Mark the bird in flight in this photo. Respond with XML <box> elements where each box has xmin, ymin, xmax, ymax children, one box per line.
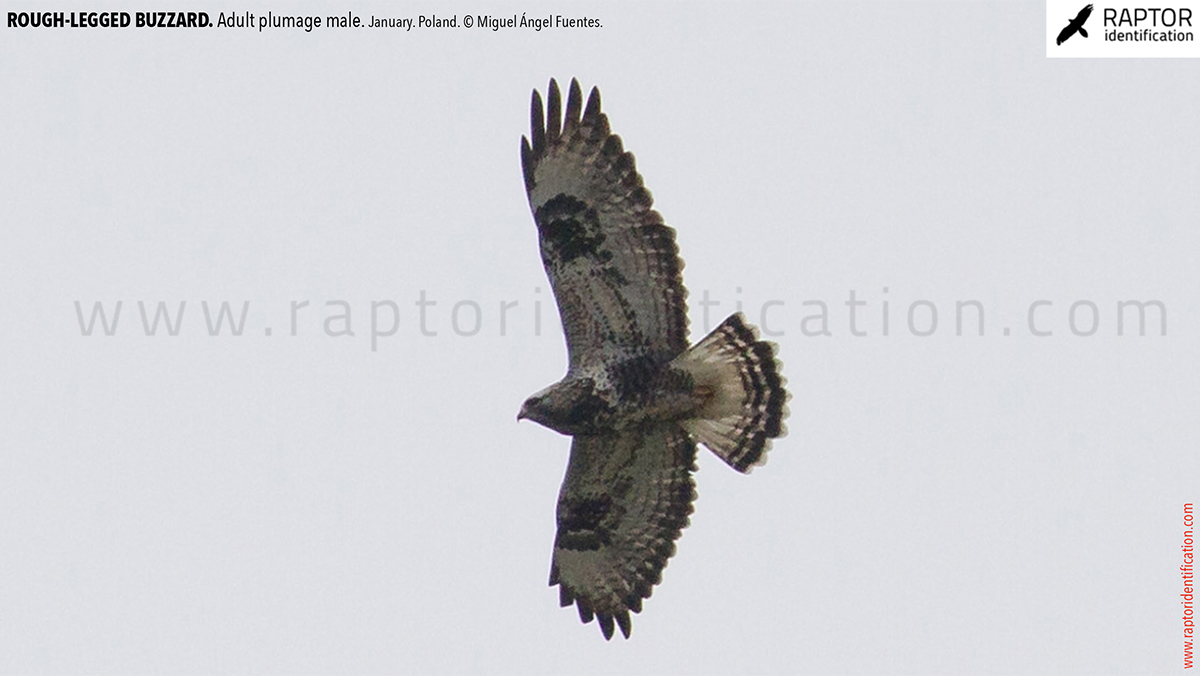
<box><xmin>1057</xmin><ymin>4</ymin><xmax>1093</xmax><ymax>45</ymax></box>
<box><xmin>517</xmin><ymin>78</ymin><xmax>791</xmax><ymax>640</ymax></box>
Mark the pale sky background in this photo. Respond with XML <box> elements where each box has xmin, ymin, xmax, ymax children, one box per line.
<box><xmin>1</xmin><ymin>2</ymin><xmax>1198</xmax><ymax>674</ymax></box>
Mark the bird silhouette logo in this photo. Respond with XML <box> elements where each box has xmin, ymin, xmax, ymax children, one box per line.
<box><xmin>1057</xmin><ymin>4</ymin><xmax>1094</xmax><ymax>45</ymax></box>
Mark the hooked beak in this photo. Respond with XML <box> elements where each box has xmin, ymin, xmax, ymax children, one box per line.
<box><xmin>517</xmin><ymin>402</ymin><xmax>530</xmax><ymax>422</ymax></box>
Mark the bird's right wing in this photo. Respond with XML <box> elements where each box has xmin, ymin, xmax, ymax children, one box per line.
<box><xmin>549</xmin><ymin>423</ymin><xmax>697</xmax><ymax>639</ymax></box>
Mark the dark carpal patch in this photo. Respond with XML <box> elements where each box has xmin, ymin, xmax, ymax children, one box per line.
<box><xmin>557</xmin><ymin>495</ymin><xmax>613</xmax><ymax>551</ymax></box>
<box><xmin>536</xmin><ymin>194</ymin><xmax>612</xmax><ymax>265</ymax></box>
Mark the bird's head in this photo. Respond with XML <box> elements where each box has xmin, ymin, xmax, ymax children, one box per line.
<box><xmin>517</xmin><ymin>397</ymin><xmax>536</xmax><ymax>422</ymax></box>
<box><xmin>518</xmin><ymin>378</ymin><xmax>600</xmax><ymax>435</ymax></box>
<box><xmin>517</xmin><ymin>388</ymin><xmax>554</xmax><ymax>428</ymax></box>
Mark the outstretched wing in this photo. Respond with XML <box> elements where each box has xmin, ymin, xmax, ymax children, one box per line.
<box><xmin>550</xmin><ymin>423</ymin><xmax>697</xmax><ymax>639</ymax></box>
<box><xmin>521</xmin><ymin>78</ymin><xmax>689</xmax><ymax>371</ymax></box>
<box><xmin>1056</xmin><ymin>23</ymin><xmax>1076</xmax><ymax>44</ymax></box>
<box><xmin>1057</xmin><ymin>4</ymin><xmax>1093</xmax><ymax>44</ymax></box>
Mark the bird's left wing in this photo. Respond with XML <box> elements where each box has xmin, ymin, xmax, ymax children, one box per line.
<box><xmin>550</xmin><ymin>423</ymin><xmax>697</xmax><ymax>639</ymax></box>
<box><xmin>521</xmin><ymin>79</ymin><xmax>689</xmax><ymax>371</ymax></box>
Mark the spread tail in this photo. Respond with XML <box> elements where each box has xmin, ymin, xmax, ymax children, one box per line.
<box><xmin>672</xmin><ymin>313</ymin><xmax>790</xmax><ymax>472</ymax></box>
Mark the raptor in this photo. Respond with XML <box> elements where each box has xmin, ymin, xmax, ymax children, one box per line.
<box><xmin>517</xmin><ymin>79</ymin><xmax>791</xmax><ymax>640</ymax></box>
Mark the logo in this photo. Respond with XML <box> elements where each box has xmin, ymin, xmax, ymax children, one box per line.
<box><xmin>1057</xmin><ymin>3</ymin><xmax>1095</xmax><ymax>44</ymax></box>
<box><xmin>1047</xmin><ymin>0</ymin><xmax>1200</xmax><ymax>57</ymax></box>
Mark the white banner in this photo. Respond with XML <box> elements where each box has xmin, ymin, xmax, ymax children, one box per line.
<box><xmin>1047</xmin><ymin>0</ymin><xmax>1200</xmax><ymax>57</ymax></box>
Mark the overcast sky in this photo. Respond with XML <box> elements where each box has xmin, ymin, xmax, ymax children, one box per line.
<box><xmin>1</xmin><ymin>2</ymin><xmax>1198</xmax><ymax>674</ymax></box>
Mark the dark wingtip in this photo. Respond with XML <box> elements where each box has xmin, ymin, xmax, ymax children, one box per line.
<box><xmin>576</xmin><ymin>599</ymin><xmax>594</xmax><ymax>624</ymax></box>
<box><xmin>530</xmin><ymin>89</ymin><xmax>545</xmax><ymax>154</ymax></box>
<box><xmin>602</xmin><ymin>134</ymin><xmax>624</xmax><ymax>157</ymax></box>
<box><xmin>616</xmin><ymin>611</ymin><xmax>632</xmax><ymax>639</ymax></box>
<box><xmin>598</xmin><ymin>613</ymin><xmax>615</xmax><ymax>640</ymax></box>
<box><xmin>547</xmin><ymin>79</ymin><xmax>562</xmax><ymax>141</ymax></box>
<box><xmin>564</xmin><ymin>79</ymin><xmax>584</xmax><ymax>130</ymax></box>
<box><xmin>520</xmin><ymin>136</ymin><xmax>535</xmax><ymax>192</ymax></box>
<box><xmin>583</xmin><ymin>86</ymin><xmax>602</xmax><ymax>122</ymax></box>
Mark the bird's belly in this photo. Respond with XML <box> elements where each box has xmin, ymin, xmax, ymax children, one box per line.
<box><xmin>606</xmin><ymin>369</ymin><xmax>702</xmax><ymax>429</ymax></box>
